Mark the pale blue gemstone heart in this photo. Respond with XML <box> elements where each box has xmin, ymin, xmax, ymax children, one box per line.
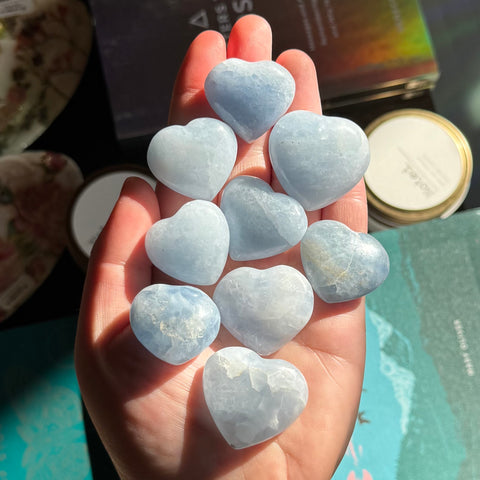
<box><xmin>130</xmin><ymin>284</ymin><xmax>220</xmax><ymax>365</ymax></box>
<box><xmin>203</xmin><ymin>347</ymin><xmax>308</xmax><ymax>449</ymax></box>
<box><xmin>301</xmin><ymin>220</ymin><xmax>390</xmax><ymax>303</ymax></box>
<box><xmin>220</xmin><ymin>176</ymin><xmax>308</xmax><ymax>261</ymax></box>
<box><xmin>205</xmin><ymin>59</ymin><xmax>295</xmax><ymax>143</ymax></box>
<box><xmin>145</xmin><ymin>200</ymin><xmax>229</xmax><ymax>285</ymax></box>
<box><xmin>147</xmin><ymin>117</ymin><xmax>237</xmax><ymax>200</ymax></box>
<box><xmin>213</xmin><ymin>266</ymin><xmax>314</xmax><ymax>355</ymax></box>
<box><xmin>269</xmin><ymin>111</ymin><xmax>370</xmax><ymax>210</ymax></box>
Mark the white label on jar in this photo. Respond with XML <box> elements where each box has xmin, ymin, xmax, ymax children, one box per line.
<box><xmin>365</xmin><ymin>115</ymin><xmax>462</xmax><ymax>211</ymax></box>
<box><xmin>0</xmin><ymin>0</ymin><xmax>33</xmax><ymax>19</ymax></box>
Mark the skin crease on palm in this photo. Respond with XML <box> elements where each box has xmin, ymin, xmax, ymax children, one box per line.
<box><xmin>75</xmin><ymin>14</ymin><xmax>368</xmax><ymax>480</ymax></box>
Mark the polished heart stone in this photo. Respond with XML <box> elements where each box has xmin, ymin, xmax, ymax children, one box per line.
<box><xmin>213</xmin><ymin>266</ymin><xmax>314</xmax><ymax>355</ymax></box>
<box><xmin>145</xmin><ymin>200</ymin><xmax>229</xmax><ymax>285</ymax></box>
<box><xmin>220</xmin><ymin>176</ymin><xmax>308</xmax><ymax>261</ymax></box>
<box><xmin>269</xmin><ymin>111</ymin><xmax>370</xmax><ymax>210</ymax></box>
<box><xmin>147</xmin><ymin>117</ymin><xmax>237</xmax><ymax>200</ymax></box>
<box><xmin>204</xmin><ymin>59</ymin><xmax>295</xmax><ymax>143</ymax></box>
<box><xmin>203</xmin><ymin>347</ymin><xmax>308</xmax><ymax>449</ymax></box>
<box><xmin>301</xmin><ymin>220</ymin><xmax>390</xmax><ymax>303</ymax></box>
<box><xmin>130</xmin><ymin>284</ymin><xmax>220</xmax><ymax>365</ymax></box>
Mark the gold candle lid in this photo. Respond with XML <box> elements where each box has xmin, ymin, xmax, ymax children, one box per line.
<box><xmin>364</xmin><ymin>109</ymin><xmax>472</xmax><ymax>227</ymax></box>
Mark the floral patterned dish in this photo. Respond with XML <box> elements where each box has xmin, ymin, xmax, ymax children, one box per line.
<box><xmin>0</xmin><ymin>0</ymin><xmax>92</xmax><ymax>154</ymax></box>
<box><xmin>0</xmin><ymin>150</ymin><xmax>83</xmax><ymax>321</ymax></box>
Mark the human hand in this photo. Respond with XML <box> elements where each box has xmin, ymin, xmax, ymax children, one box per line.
<box><xmin>75</xmin><ymin>14</ymin><xmax>367</xmax><ymax>480</ymax></box>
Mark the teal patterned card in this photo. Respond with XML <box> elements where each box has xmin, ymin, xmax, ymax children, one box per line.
<box><xmin>0</xmin><ymin>316</ymin><xmax>92</xmax><ymax>479</ymax></box>
<box><xmin>334</xmin><ymin>210</ymin><xmax>480</xmax><ymax>479</ymax></box>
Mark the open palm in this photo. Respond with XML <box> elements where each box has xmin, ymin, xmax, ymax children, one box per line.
<box><xmin>75</xmin><ymin>15</ymin><xmax>367</xmax><ymax>480</ymax></box>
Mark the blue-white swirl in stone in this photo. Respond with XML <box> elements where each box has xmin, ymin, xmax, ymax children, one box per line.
<box><xmin>220</xmin><ymin>176</ymin><xmax>308</xmax><ymax>261</ymax></box>
<box><xmin>213</xmin><ymin>266</ymin><xmax>314</xmax><ymax>355</ymax></box>
<box><xmin>147</xmin><ymin>117</ymin><xmax>237</xmax><ymax>200</ymax></box>
<box><xmin>130</xmin><ymin>284</ymin><xmax>220</xmax><ymax>365</ymax></box>
<box><xmin>205</xmin><ymin>59</ymin><xmax>295</xmax><ymax>143</ymax></box>
<box><xmin>145</xmin><ymin>200</ymin><xmax>229</xmax><ymax>285</ymax></box>
<box><xmin>203</xmin><ymin>347</ymin><xmax>308</xmax><ymax>449</ymax></box>
<box><xmin>269</xmin><ymin>111</ymin><xmax>370</xmax><ymax>210</ymax></box>
<box><xmin>300</xmin><ymin>220</ymin><xmax>390</xmax><ymax>303</ymax></box>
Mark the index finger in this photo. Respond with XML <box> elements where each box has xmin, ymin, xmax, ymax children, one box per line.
<box><xmin>168</xmin><ymin>30</ymin><xmax>226</xmax><ymax>125</ymax></box>
<box><xmin>77</xmin><ymin>177</ymin><xmax>160</xmax><ymax>346</ymax></box>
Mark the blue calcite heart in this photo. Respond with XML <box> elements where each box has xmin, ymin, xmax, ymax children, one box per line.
<box><xmin>269</xmin><ymin>111</ymin><xmax>370</xmax><ymax>210</ymax></box>
<box><xmin>203</xmin><ymin>347</ymin><xmax>308</xmax><ymax>449</ymax></box>
<box><xmin>147</xmin><ymin>117</ymin><xmax>237</xmax><ymax>200</ymax></box>
<box><xmin>204</xmin><ymin>59</ymin><xmax>295</xmax><ymax>143</ymax></box>
<box><xmin>213</xmin><ymin>266</ymin><xmax>314</xmax><ymax>355</ymax></box>
<box><xmin>145</xmin><ymin>200</ymin><xmax>229</xmax><ymax>285</ymax></box>
<box><xmin>220</xmin><ymin>176</ymin><xmax>308</xmax><ymax>261</ymax></box>
<box><xmin>130</xmin><ymin>284</ymin><xmax>220</xmax><ymax>365</ymax></box>
<box><xmin>300</xmin><ymin>220</ymin><xmax>390</xmax><ymax>303</ymax></box>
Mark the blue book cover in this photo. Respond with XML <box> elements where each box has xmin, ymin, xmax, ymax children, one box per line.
<box><xmin>334</xmin><ymin>209</ymin><xmax>480</xmax><ymax>479</ymax></box>
<box><xmin>0</xmin><ymin>316</ymin><xmax>93</xmax><ymax>479</ymax></box>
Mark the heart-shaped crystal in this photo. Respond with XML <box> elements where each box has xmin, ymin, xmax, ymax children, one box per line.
<box><xmin>130</xmin><ymin>284</ymin><xmax>220</xmax><ymax>365</ymax></box>
<box><xmin>220</xmin><ymin>176</ymin><xmax>308</xmax><ymax>261</ymax></box>
<box><xmin>145</xmin><ymin>200</ymin><xmax>229</xmax><ymax>285</ymax></box>
<box><xmin>205</xmin><ymin>59</ymin><xmax>295</xmax><ymax>143</ymax></box>
<box><xmin>147</xmin><ymin>117</ymin><xmax>237</xmax><ymax>200</ymax></box>
<box><xmin>213</xmin><ymin>266</ymin><xmax>314</xmax><ymax>355</ymax></box>
<box><xmin>269</xmin><ymin>111</ymin><xmax>370</xmax><ymax>210</ymax></box>
<box><xmin>203</xmin><ymin>347</ymin><xmax>308</xmax><ymax>449</ymax></box>
<box><xmin>301</xmin><ymin>220</ymin><xmax>390</xmax><ymax>303</ymax></box>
